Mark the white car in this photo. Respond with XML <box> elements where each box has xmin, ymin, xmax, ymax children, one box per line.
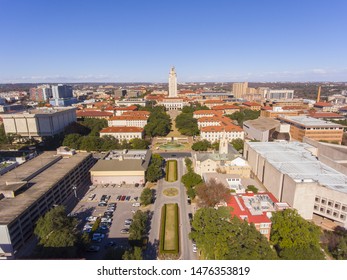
<box><xmin>192</xmin><ymin>243</ymin><xmax>197</xmax><ymax>253</ymax></box>
<box><xmin>101</xmin><ymin>217</ymin><xmax>112</xmax><ymax>223</ymax></box>
<box><xmin>85</xmin><ymin>216</ymin><xmax>97</xmax><ymax>222</ymax></box>
<box><xmin>132</xmin><ymin>202</ymin><xmax>140</xmax><ymax>207</ymax></box>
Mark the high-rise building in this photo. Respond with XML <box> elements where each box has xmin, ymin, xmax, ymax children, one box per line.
<box><xmin>50</xmin><ymin>84</ymin><xmax>77</xmax><ymax>106</ymax></box>
<box><xmin>29</xmin><ymin>85</ymin><xmax>52</xmax><ymax>102</ymax></box>
<box><xmin>168</xmin><ymin>67</ymin><xmax>177</xmax><ymax>98</ymax></box>
<box><xmin>232</xmin><ymin>82</ymin><xmax>248</xmax><ymax>99</ymax></box>
<box><xmin>52</xmin><ymin>84</ymin><xmax>73</xmax><ymax>99</ymax></box>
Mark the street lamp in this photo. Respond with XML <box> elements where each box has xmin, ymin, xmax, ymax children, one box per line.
<box><xmin>72</xmin><ymin>185</ymin><xmax>77</xmax><ymax>199</ymax></box>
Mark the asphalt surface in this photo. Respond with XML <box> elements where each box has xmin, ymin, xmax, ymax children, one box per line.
<box><xmin>70</xmin><ymin>184</ymin><xmax>143</xmax><ymax>259</ymax></box>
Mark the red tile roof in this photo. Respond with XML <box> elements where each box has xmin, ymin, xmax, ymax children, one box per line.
<box><xmin>201</xmin><ymin>124</ymin><xmax>243</xmax><ymax>132</ymax></box>
<box><xmin>109</xmin><ymin>115</ymin><xmax>148</xmax><ymax>121</ymax></box>
<box><xmin>76</xmin><ymin>111</ymin><xmax>113</xmax><ymax>117</ymax></box>
<box><xmin>314</xmin><ymin>102</ymin><xmax>332</xmax><ymax>107</ymax></box>
<box><xmin>204</xmin><ymin>99</ymin><xmax>225</xmax><ymax>104</ymax></box>
<box><xmin>212</xmin><ymin>105</ymin><xmax>240</xmax><ymax>110</ymax></box>
<box><xmin>100</xmin><ymin>126</ymin><xmax>143</xmax><ymax>133</ymax></box>
<box><xmin>193</xmin><ymin>110</ymin><xmax>219</xmax><ymax>116</ymax></box>
<box><xmin>309</xmin><ymin>112</ymin><xmax>343</xmax><ymax>118</ymax></box>
<box><xmin>114</xmin><ymin>105</ymin><xmax>138</xmax><ymax>111</ymax></box>
<box><xmin>242</xmin><ymin>102</ymin><xmax>261</xmax><ymax>107</ymax></box>
<box><xmin>122</xmin><ymin>111</ymin><xmax>150</xmax><ymax>116</ymax></box>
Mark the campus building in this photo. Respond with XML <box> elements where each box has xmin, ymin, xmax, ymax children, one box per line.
<box><xmin>1</xmin><ymin>107</ymin><xmax>76</xmax><ymax>140</ymax></box>
<box><xmin>244</xmin><ymin>141</ymin><xmax>347</xmax><ymax>228</ymax></box>
<box><xmin>0</xmin><ymin>149</ymin><xmax>95</xmax><ymax>259</ymax></box>
<box><xmin>99</xmin><ymin>126</ymin><xmax>144</xmax><ymax>140</ymax></box>
<box><xmin>277</xmin><ymin>115</ymin><xmax>344</xmax><ymax>144</ymax></box>
<box><xmin>90</xmin><ymin>149</ymin><xmax>151</xmax><ymax>185</ymax></box>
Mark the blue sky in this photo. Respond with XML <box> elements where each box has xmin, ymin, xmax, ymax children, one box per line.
<box><xmin>0</xmin><ymin>0</ymin><xmax>346</xmax><ymax>83</ymax></box>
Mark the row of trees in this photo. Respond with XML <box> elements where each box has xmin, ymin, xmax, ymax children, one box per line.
<box><xmin>145</xmin><ymin>154</ymin><xmax>164</xmax><ymax>182</ymax></box>
<box><xmin>63</xmin><ymin>134</ymin><xmax>149</xmax><ymax>152</ymax></box>
<box><xmin>226</xmin><ymin>109</ymin><xmax>260</xmax><ymax>126</ymax></box>
<box><xmin>143</xmin><ymin>106</ymin><xmax>171</xmax><ymax>137</ymax></box>
<box><xmin>181</xmin><ymin>157</ymin><xmax>202</xmax><ymax>199</ymax></box>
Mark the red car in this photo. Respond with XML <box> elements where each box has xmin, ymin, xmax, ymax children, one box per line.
<box><xmin>121</xmin><ymin>195</ymin><xmax>126</xmax><ymax>201</ymax></box>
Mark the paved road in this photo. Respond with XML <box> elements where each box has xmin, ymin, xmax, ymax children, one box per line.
<box><xmin>146</xmin><ymin>158</ymin><xmax>196</xmax><ymax>260</ymax></box>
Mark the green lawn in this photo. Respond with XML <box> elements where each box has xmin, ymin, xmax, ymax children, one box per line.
<box><xmin>159</xmin><ymin>203</ymin><xmax>179</xmax><ymax>255</ymax></box>
<box><xmin>166</xmin><ymin>160</ymin><xmax>177</xmax><ymax>182</ymax></box>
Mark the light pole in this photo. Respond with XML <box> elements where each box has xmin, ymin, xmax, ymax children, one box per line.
<box><xmin>72</xmin><ymin>185</ymin><xmax>77</xmax><ymax>199</ymax></box>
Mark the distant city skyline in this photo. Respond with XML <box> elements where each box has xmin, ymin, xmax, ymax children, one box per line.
<box><xmin>1</xmin><ymin>0</ymin><xmax>346</xmax><ymax>83</ymax></box>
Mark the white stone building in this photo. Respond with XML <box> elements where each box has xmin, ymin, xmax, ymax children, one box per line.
<box><xmin>108</xmin><ymin>116</ymin><xmax>148</xmax><ymax>128</ymax></box>
<box><xmin>100</xmin><ymin>126</ymin><xmax>144</xmax><ymax>140</ymax></box>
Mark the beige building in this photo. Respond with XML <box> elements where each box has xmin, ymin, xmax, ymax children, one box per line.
<box><xmin>100</xmin><ymin>126</ymin><xmax>144</xmax><ymax>140</ymax></box>
<box><xmin>232</xmin><ymin>82</ymin><xmax>248</xmax><ymax>99</ymax></box>
<box><xmin>90</xmin><ymin>149</ymin><xmax>151</xmax><ymax>185</ymax></box>
<box><xmin>277</xmin><ymin>115</ymin><xmax>344</xmax><ymax>144</ymax></box>
<box><xmin>243</xmin><ymin>117</ymin><xmax>291</xmax><ymax>142</ymax></box>
<box><xmin>0</xmin><ymin>149</ymin><xmax>94</xmax><ymax>259</ymax></box>
<box><xmin>108</xmin><ymin>115</ymin><xmax>148</xmax><ymax>128</ymax></box>
<box><xmin>1</xmin><ymin>107</ymin><xmax>76</xmax><ymax>140</ymax></box>
<box><xmin>244</xmin><ymin>141</ymin><xmax>347</xmax><ymax>228</ymax></box>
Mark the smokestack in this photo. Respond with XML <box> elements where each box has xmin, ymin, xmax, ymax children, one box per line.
<box><xmin>316</xmin><ymin>86</ymin><xmax>321</xmax><ymax>103</ymax></box>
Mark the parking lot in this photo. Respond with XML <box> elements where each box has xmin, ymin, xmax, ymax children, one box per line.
<box><xmin>70</xmin><ymin>184</ymin><xmax>144</xmax><ymax>259</ymax></box>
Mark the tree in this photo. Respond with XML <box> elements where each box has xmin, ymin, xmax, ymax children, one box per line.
<box><xmin>195</xmin><ymin>178</ymin><xmax>231</xmax><ymax>207</ymax></box>
<box><xmin>190</xmin><ymin>207</ymin><xmax>277</xmax><ymax>260</ymax></box>
<box><xmin>129</xmin><ymin>210</ymin><xmax>148</xmax><ymax>243</ymax></box>
<box><xmin>146</xmin><ymin>163</ymin><xmax>162</xmax><ymax>182</ymax></box>
<box><xmin>181</xmin><ymin>171</ymin><xmax>202</xmax><ymax>189</ymax></box>
<box><xmin>191</xmin><ymin>140</ymin><xmax>211</xmax><ymax>151</ymax></box>
<box><xmin>0</xmin><ymin>124</ymin><xmax>8</xmax><ymax>144</ymax></box>
<box><xmin>130</xmin><ymin>138</ymin><xmax>150</xmax><ymax>149</ymax></box>
<box><xmin>144</xmin><ymin>106</ymin><xmax>171</xmax><ymax>137</ymax></box>
<box><xmin>270</xmin><ymin>209</ymin><xmax>324</xmax><ymax>260</ymax></box>
<box><xmin>226</xmin><ymin>109</ymin><xmax>260</xmax><ymax>126</ymax></box>
<box><xmin>140</xmin><ymin>188</ymin><xmax>152</xmax><ymax>206</ymax></box>
<box><xmin>231</xmin><ymin>138</ymin><xmax>244</xmax><ymax>152</ymax></box>
<box><xmin>175</xmin><ymin>112</ymin><xmax>199</xmax><ymax>136</ymax></box>
<box><xmin>184</xmin><ymin>157</ymin><xmax>193</xmax><ymax>172</ymax></box>
<box><xmin>62</xmin><ymin>133</ymin><xmax>82</xmax><ymax>149</ymax></box>
<box><xmin>122</xmin><ymin>246</ymin><xmax>143</xmax><ymax>260</ymax></box>
<box><xmin>145</xmin><ymin>154</ymin><xmax>163</xmax><ymax>182</ymax></box>
<box><xmin>79</xmin><ymin>136</ymin><xmax>101</xmax><ymax>151</ymax></box>
<box><xmin>246</xmin><ymin>185</ymin><xmax>258</xmax><ymax>194</ymax></box>
<box><xmin>100</xmin><ymin>135</ymin><xmax>119</xmax><ymax>151</ymax></box>
<box><xmin>322</xmin><ymin>226</ymin><xmax>347</xmax><ymax>260</ymax></box>
<box><xmin>33</xmin><ymin>206</ymin><xmax>79</xmax><ymax>258</ymax></box>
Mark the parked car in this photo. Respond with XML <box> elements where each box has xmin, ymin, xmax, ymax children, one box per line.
<box><xmin>92</xmin><ymin>237</ymin><xmax>102</xmax><ymax>243</ymax></box>
<box><xmin>105</xmin><ymin>241</ymin><xmax>116</xmax><ymax>248</ymax></box>
<box><xmin>98</xmin><ymin>202</ymin><xmax>107</xmax><ymax>207</ymax></box>
<box><xmin>132</xmin><ymin>202</ymin><xmax>140</xmax><ymax>207</ymax></box>
<box><xmin>121</xmin><ymin>195</ymin><xmax>126</xmax><ymax>201</ymax></box>
<box><xmin>106</xmin><ymin>207</ymin><xmax>115</xmax><ymax>212</ymax></box>
<box><xmin>108</xmin><ymin>203</ymin><xmax>117</xmax><ymax>208</ymax></box>
<box><xmin>86</xmin><ymin>245</ymin><xmax>100</xmax><ymax>252</ymax></box>
<box><xmin>92</xmin><ymin>233</ymin><xmax>105</xmax><ymax>239</ymax></box>
<box><xmin>116</xmin><ymin>195</ymin><xmax>121</xmax><ymax>201</ymax></box>
<box><xmin>120</xmin><ymin>228</ymin><xmax>129</xmax><ymax>234</ymax></box>
<box><xmin>104</xmin><ymin>212</ymin><xmax>113</xmax><ymax>218</ymax></box>
<box><xmin>192</xmin><ymin>243</ymin><xmax>197</xmax><ymax>253</ymax></box>
<box><xmin>126</xmin><ymin>196</ymin><xmax>131</xmax><ymax>201</ymax></box>
<box><xmin>85</xmin><ymin>216</ymin><xmax>97</xmax><ymax>222</ymax></box>
<box><xmin>101</xmin><ymin>217</ymin><xmax>112</xmax><ymax>223</ymax></box>
<box><xmin>125</xmin><ymin>219</ymin><xmax>133</xmax><ymax>223</ymax></box>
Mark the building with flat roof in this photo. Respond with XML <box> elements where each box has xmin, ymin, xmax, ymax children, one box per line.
<box><xmin>232</xmin><ymin>82</ymin><xmax>248</xmax><ymax>99</ymax></box>
<box><xmin>228</xmin><ymin>192</ymin><xmax>289</xmax><ymax>240</ymax></box>
<box><xmin>265</xmin><ymin>89</ymin><xmax>294</xmax><ymax>100</ymax></box>
<box><xmin>243</xmin><ymin>117</ymin><xmax>291</xmax><ymax>142</ymax></box>
<box><xmin>244</xmin><ymin>141</ymin><xmax>347</xmax><ymax>228</ymax></box>
<box><xmin>277</xmin><ymin>115</ymin><xmax>344</xmax><ymax>144</ymax></box>
<box><xmin>76</xmin><ymin>110</ymin><xmax>113</xmax><ymax>120</ymax></box>
<box><xmin>90</xmin><ymin>149</ymin><xmax>151</xmax><ymax>185</ymax></box>
<box><xmin>0</xmin><ymin>150</ymin><xmax>94</xmax><ymax>259</ymax></box>
<box><xmin>108</xmin><ymin>115</ymin><xmax>148</xmax><ymax>128</ymax></box>
<box><xmin>1</xmin><ymin>107</ymin><xmax>76</xmax><ymax>140</ymax></box>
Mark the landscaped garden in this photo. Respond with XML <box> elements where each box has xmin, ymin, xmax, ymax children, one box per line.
<box><xmin>165</xmin><ymin>160</ymin><xmax>178</xmax><ymax>182</ymax></box>
<box><xmin>159</xmin><ymin>203</ymin><xmax>179</xmax><ymax>259</ymax></box>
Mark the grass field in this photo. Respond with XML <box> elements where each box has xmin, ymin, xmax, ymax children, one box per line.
<box><xmin>165</xmin><ymin>160</ymin><xmax>177</xmax><ymax>182</ymax></box>
<box><xmin>163</xmin><ymin>188</ymin><xmax>179</xmax><ymax>197</ymax></box>
<box><xmin>159</xmin><ymin>203</ymin><xmax>179</xmax><ymax>257</ymax></box>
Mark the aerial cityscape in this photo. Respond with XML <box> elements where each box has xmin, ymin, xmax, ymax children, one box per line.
<box><xmin>1</xmin><ymin>0</ymin><xmax>347</xmax><ymax>261</ymax></box>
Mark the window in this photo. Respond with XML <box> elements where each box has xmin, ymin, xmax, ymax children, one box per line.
<box><xmin>314</xmin><ymin>204</ymin><xmax>319</xmax><ymax>210</ymax></box>
<box><xmin>333</xmin><ymin>212</ymin><xmax>338</xmax><ymax>217</ymax></box>
<box><xmin>328</xmin><ymin>200</ymin><xmax>333</xmax><ymax>207</ymax></box>
<box><xmin>340</xmin><ymin>214</ymin><xmax>346</xmax><ymax>220</ymax></box>
<box><xmin>320</xmin><ymin>207</ymin><xmax>325</xmax><ymax>213</ymax></box>
<box><xmin>321</xmin><ymin>199</ymin><xmax>326</xmax><ymax>205</ymax></box>
<box><xmin>315</xmin><ymin>196</ymin><xmax>320</xmax><ymax>203</ymax></box>
<box><xmin>260</xmin><ymin>229</ymin><xmax>269</xmax><ymax>235</ymax></box>
<box><xmin>335</xmin><ymin>203</ymin><xmax>341</xmax><ymax>210</ymax></box>
<box><xmin>342</xmin><ymin>205</ymin><xmax>347</xmax><ymax>212</ymax></box>
<box><xmin>327</xmin><ymin>209</ymin><xmax>332</xmax><ymax>215</ymax></box>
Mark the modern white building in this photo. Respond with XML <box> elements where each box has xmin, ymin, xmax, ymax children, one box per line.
<box><xmin>168</xmin><ymin>67</ymin><xmax>177</xmax><ymax>98</ymax></box>
<box><xmin>100</xmin><ymin>126</ymin><xmax>144</xmax><ymax>140</ymax></box>
<box><xmin>244</xmin><ymin>141</ymin><xmax>347</xmax><ymax>228</ymax></box>
<box><xmin>1</xmin><ymin>107</ymin><xmax>76</xmax><ymax>140</ymax></box>
<box><xmin>265</xmin><ymin>89</ymin><xmax>294</xmax><ymax>100</ymax></box>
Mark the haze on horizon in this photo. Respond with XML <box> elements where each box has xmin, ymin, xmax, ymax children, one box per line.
<box><xmin>0</xmin><ymin>0</ymin><xmax>346</xmax><ymax>83</ymax></box>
